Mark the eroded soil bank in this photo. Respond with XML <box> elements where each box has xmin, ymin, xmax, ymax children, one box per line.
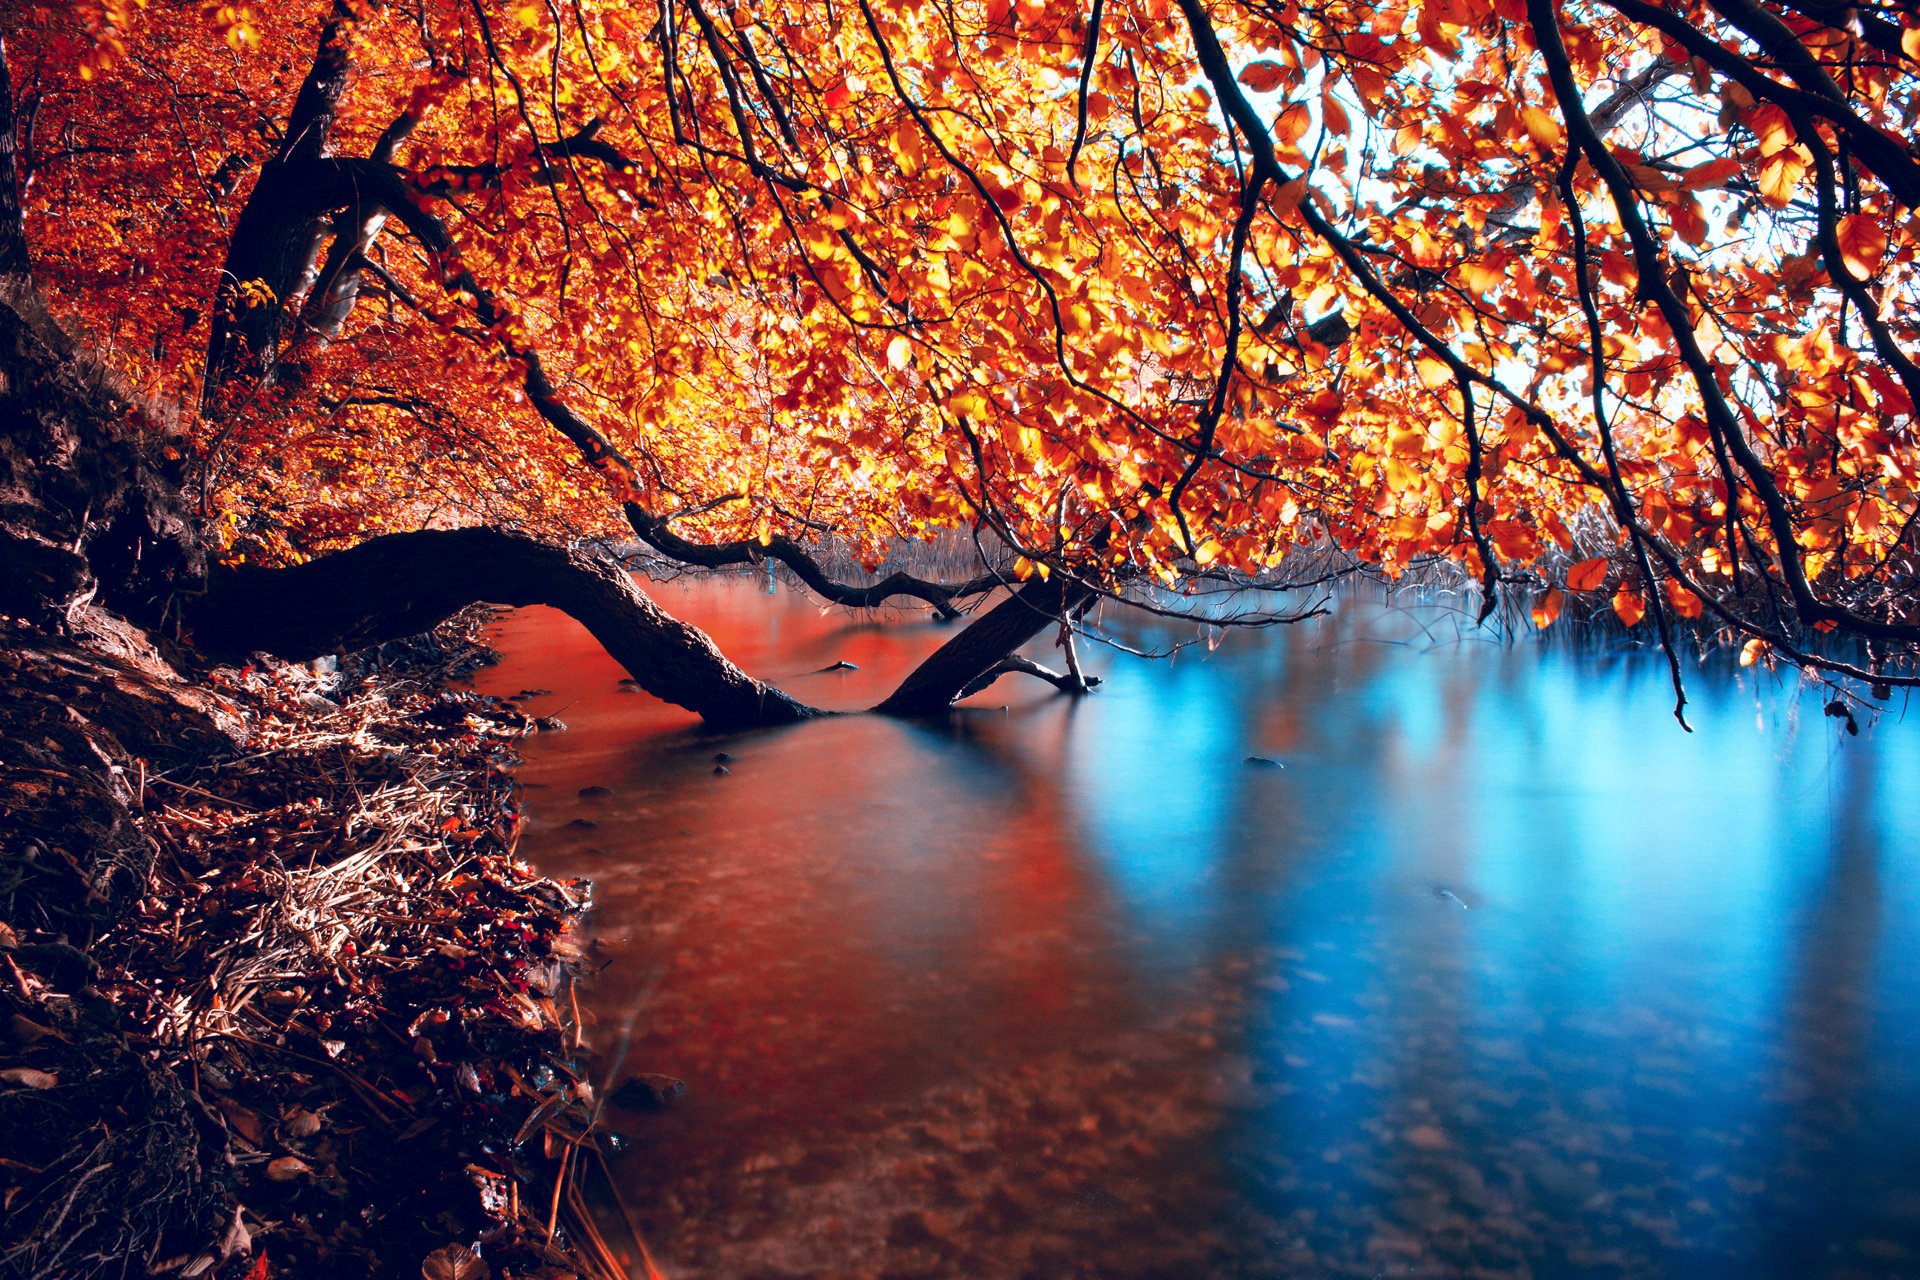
<box><xmin>0</xmin><ymin>608</ymin><xmax>625</xmax><ymax>1280</ymax></box>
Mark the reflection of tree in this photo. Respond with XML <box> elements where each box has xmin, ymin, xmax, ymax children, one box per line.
<box><xmin>1763</xmin><ymin>737</ymin><xmax>1890</xmax><ymax>1267</ymax></box>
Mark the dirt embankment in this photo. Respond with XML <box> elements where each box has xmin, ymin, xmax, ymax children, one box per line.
<box><xmin>1</xmin><ymin>607</ymin><xmax>633</xmax><ymax>1280</ymax></box>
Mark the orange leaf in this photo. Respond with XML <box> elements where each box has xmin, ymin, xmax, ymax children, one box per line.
<box><xmin>1274</xmin><ymin>103</ymin><xmax>1312</xmax><ymax>146</ymax></box>
<box><xmin>1530</xmin><ymin>587</ymin><xmax>1564</xmax><ymax>629</ymax></box>
<box><xmin>1739</xmin><ymin>637</ymin><xmax>1769</xmax><ymax>667</ymax></box>
<box><xmin>1665</xmin><ymin>578</ymin><xmax>1704</xmax><ymax>619</ymax></box>
<box><xmin>1269</xmin><ymin>175</ymin><xmax>1309</xmax><ymax>218</ymax></box>
<box><xmin>1518</xmin><ymin>106</ymin><xmax>1563</xmax><ymax>152</ymax></box>
<box><xmin>1415</xmin><ymin>354</ymin><xmax>1452</xmax><ymax>389</ymax></box>
<box><xmin>1835</xmin><ymin>213</ymin><xmax>1887</xmax><ymax>281</ymax></box>
<box><xmin>1320</xmin><ymin>84</ymin><xmax>1351</xmax><ymax>136</ymax></box>
<box><xmin>1566</xmin><ymin>556</ymin><xmax>1609</xmax><ymax>592</ymax></box>
<box><xmin>1612</xmin><ymin>587</ymin><xmax>1646</xmax><ymax>627</ymax></box>
<box><xmin>1623</xmin><ymin>161</ymin><xmax>1680</xmax><ymax>193</ymax></box>
<box><xmin>1681</xmin><ymin>157</ymin><xmax>1742</xmax><ymax>189</ymax></box>
<box><xmin>1756</xmin><ymin>146</ymin><xmax>1809</xmax><ymax>207</ymax></box>
<box><xmin>1238</xmin><ymin>61</ymin><xmax>1288</xmax><ymax>93</ymax></box>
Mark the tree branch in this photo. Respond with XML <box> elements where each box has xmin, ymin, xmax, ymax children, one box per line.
<box><xmin>623</xmin><ymin>502</ymin><xmax>1000</xmax><ymax>618</ymax></box>
<box><xmin>189</xmin><ymin>527</ymin><xmax>817</xmax><ymax>727</ymax></box>
<box><xmin>956</xmin><ymin>653</ymin><xmax>1102</xmax><ymax>700</ymax></box>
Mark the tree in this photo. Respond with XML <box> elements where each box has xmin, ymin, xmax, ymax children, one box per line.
<box><xmin>5</xmin><ymin>0</ymin><xmax>1918</xmax><ymax>722</ymax></box>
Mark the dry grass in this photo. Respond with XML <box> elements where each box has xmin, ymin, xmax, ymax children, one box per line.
<box><xmin>3</xmin><ymin>617</ymin><xmax>651</xmax><ymax>1280</ymax></box>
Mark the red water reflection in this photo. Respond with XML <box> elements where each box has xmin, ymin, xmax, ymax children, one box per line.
<box><xmin>475</xmin><ymin>579</ymin><xmax>1234</xmax><ymax>1278</ymax></box>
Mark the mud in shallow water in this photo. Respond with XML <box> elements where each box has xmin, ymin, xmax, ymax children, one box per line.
<box><xmin>476</xmin><ymin>577</ymin><xmax>1920</xmax><ymax>1279</ymax></box>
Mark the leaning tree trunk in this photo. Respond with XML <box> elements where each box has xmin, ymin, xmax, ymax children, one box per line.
<box><xmin>188</xmin><ymin>528</ymin><xmax>818</xmax><ymax>728</ymax></box>
<box><xmin>0</xmin><ymin>34</ymin><xmax>28</xmax><ymax>282</ymax></box>
<box><xmin>873</xmin><ymin>573</ymin><xmax>1094</xmax><ymax>716</ymax></box>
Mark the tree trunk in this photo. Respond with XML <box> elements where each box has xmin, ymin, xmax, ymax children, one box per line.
<box><xmin>0</xmin><ymin>33</ymin><xmax>30</xmax><ymax>282</ymax></box>
<box><xmin>200</xmin><ymin>11</ymin><xmax>358</xmax><ymax>403</ymax></box>
<box><xmin>873</xmin><ymin>573</ymin><xmax>1094</xmax><ymax>716</ymax></box>
<box><xmin>188</xmin><ymin>529</ymin><xmax>818</xmax><ymax>728</ymax></box>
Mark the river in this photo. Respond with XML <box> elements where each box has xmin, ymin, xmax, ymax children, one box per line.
<box><xmin>472</xmin><ymin>574</ymin><xmax>1920</xmax><ymax>1280</ymax></box>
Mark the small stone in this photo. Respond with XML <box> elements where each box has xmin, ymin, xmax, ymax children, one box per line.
<box><xmin>613</xmin><ymin>1072</ymin><xmax>687</xmax><ymax>1109</ymax></box>
<box><xmin>713</xmin><ymin>765</ymin><xmax>730</xmax><ymax>776</ymax></box>
<box><xmin>567</xmin><ymin>818</ymin><xmax>598</xmax><ymax>830</ymax></box>
<box><xmin>577</xmin><ymin>785</ymin><xmax>613</xmax><ymax>798</ymax></box>
<box><xmin>712</xmin><ymin>752</ymin><xmax>736</xmax><ymax>763</ymax></box>
<box><xmin>1245</xmin><ymin>755</ymin><xmax>1285</xmax><ymax>768</ymax></box>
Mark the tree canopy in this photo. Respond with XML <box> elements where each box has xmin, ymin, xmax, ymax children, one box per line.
<box><xmin>8</xmin><ymin>0</ymin><xmax>1920</xmax><ymax>710</ymax></box>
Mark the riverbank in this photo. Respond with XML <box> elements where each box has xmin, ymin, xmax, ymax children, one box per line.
<box><xmin>1</xmin><ymin>606</ymin><xmax>627</xmax><ymax>1280</ymax></box>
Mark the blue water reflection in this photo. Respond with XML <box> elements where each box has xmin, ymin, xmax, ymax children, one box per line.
<box><xmin>1057</xmin><ymin>619</ymin><xmax>1919</xmax><ymax>1276</ymax></box>
<box><xmin>478</xmin><ymin>580</ymin><xmax>1920</xmax><ymax>1279</ymax></box>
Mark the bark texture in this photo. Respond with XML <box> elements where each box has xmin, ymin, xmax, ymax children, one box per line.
<box><xmin>189</xmin><ymin>528</ymin><xmax>819</xmax><ymax>728</ymax></box>
<box><xmin>200</xmin><ymin>8</ymin><xmax>358</xmax><ymax>400</ymax></box>
<box><xmin>874</xmin><ymin>573</ymin><xmax>1094</xmax><ymax>716</ymax></box>
<box><xmin>0</xmin><ymin>33</ymin><xmax>29</xmax><ymax>281</ymax></box>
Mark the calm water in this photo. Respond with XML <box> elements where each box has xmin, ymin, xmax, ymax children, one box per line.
<box><xmin>473</xmin><ymin>576</ymin><xmax>1920</xmax><ymax>1280</ymax></box>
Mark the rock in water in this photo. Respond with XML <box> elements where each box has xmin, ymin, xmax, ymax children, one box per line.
<box><xmin>613</xmin><ymin>1073</ymin><xmax>687</xmax><ymax>1109</ymax></box>
<box><xmin>1245</xmin><ymin>755</ymin><xmax>1285</xmax><ymax>768</ymax></box>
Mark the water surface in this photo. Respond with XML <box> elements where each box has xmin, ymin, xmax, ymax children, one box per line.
<box><xmin>475</xmin><ymin>576</ymin><xmax>1920</xmax><ymax>1279</ymax></box>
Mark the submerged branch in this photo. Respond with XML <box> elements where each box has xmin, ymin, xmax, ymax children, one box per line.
<box><xmin>957</xmin><ymin>652</ymin><xmax>1103</xmax><ymax>699</ymax></box>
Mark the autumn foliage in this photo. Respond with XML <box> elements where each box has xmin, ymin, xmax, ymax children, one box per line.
<box><xmin>7</xmin><ymin>0</ymin><xmax>1920</xmax><ymax>696</ymax></box>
